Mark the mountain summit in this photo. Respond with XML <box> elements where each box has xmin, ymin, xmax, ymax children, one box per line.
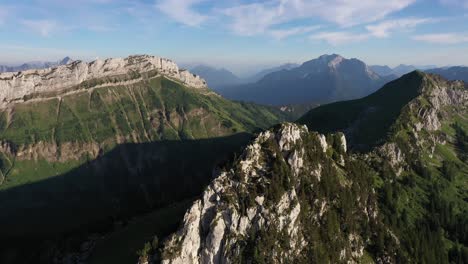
<box><xmin>220</xmin><ymin>54</ymin><xmax>389</xmax><ymax>106</ymax></box>
<box><xmin>0</xmin><ymin>55</ymin><xmax>207</xmax><ymax>108</ymax></box>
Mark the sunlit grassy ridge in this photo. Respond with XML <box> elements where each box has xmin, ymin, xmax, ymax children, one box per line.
<box><xmin>299</xmin><ymin>71</ymin><xmax>468</xmax><ymax>262</ymax></box>
<box><xmin>0</xmin><ymin>76</ymin><xmax>289</xmax><ymax>264</ymax></box>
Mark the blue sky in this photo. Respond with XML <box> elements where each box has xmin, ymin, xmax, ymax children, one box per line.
<box><xmin>0</xmin><ymin>0</ymin><xmax>467</xmax><ymax>75</ymax></box>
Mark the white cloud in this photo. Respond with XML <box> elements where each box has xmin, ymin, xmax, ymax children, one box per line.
<box><xmin>412</xmin><ymin>33</ymin><xmax>468</xmax><ymax>44</ymax></box>
<box><xmin>155</xmin><ymin>0</ymin><xmax>208</xmax><ymax>27</ymax></box>
<box><xmin>366</xmin><ymin>18</ymin><xmax>433</xmax><ymax>38</ymax></box>
<box><xmin>21</xmin><ymin>19</ymin><xmax>60</xmax><ymax>37</ymax></box>
<box><xmin>222</xmin><ymin>0</ymin><xmax>416</xmax><ymax>36</ymax></box>
<box><xmin>269</xmin><ymin>25</ymin><xmax>322</xmax><ymax>39</ymax></box>
<box><xmin>310</xmin><ymin>31</ymin><xmax>370</xmax><ymax>45</ymax></box>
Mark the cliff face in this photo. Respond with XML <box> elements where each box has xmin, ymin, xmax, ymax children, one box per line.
<box><xmin>159</xmin><ymin>123</ymin><xmax>392</xmax><ymax>264</ymax></box>
<box><xmin>0</xmin><ymin>55</ymin><xmax>207</xmax><ymax>108</ymax></box>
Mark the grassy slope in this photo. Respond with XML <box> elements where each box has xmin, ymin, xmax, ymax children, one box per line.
<box><xmin>0</xmin><ymin>76</ymin><xmax>289</xmax><ymax>264</ymax></box>
<box><xmin>299</xmin><ymin>71</ymin><xmax>468</xmax><ymax>262</ymax></box>
<box><xmin>298</xmin><ymin>71</ymin><xmax>423</xmax><ymax>148</ymax></box>
<box><xmin>0</xmin><ymin>77</ymin><xmax>288</xmax><ymax>191</ymax></box>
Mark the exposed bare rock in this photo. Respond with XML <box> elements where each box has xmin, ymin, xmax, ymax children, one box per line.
<box><xmin>0</xmin><ymin>55</ymin><xmax>207</xmax><ymax>108</ymax></box>
<box><xmin>377</xmin><ymin>143</ymin><xmax>405</xmax><ymax>176</ymax></box>
<box><xmin>160</xmin><ymin>123</ymin><xmax>385</xmax><ymax>264</ymax></box>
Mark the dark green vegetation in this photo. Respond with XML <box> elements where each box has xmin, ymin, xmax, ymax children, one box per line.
<box><xmin>89</xmin><ymin>200</ymin><xmax>192</xmax><ymax>264</ymax></box>
<box><xmin>0</xmin><ymin>76</ymin><xmax>288</xmax><ymax>263</ymax></box>
<box><xmin>300</xmin><ymin>71</ymin><xmax>468</xmax><ymax>263</ymax></box>
<box><xmin>298</xmin><ymin>71</ymin><xmax>424</xmax><ymax>149</ymax></box>
<box><xmin>239</xmin><ymin>133</ymin><xmax>388</xmax><ymax>263</ymax></box>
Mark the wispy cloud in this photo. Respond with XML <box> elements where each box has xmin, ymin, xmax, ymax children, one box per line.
<box><xmin>222</xmin><ymin>0</ymin><xmax>416</xmax><ymax>36</ymax></box>
<box><xmin>412</xmin><ymin>33</ymin><xmax>468</xmax><ymax>44</ymax></box>
<box><xmin>366</xmin><ymin>18</ymin><xmax>434</xmax><ymax>38</ymax></box>
<box><xmin>20</xmin><ymin>19</ymin><xmax>61</xmax><ymax>37</ymax></box>
<box><xmin>155</xmin><ymin>0</ymin><xmax>209</xmax><ymax>27</ymax></box>
<box><xmin>269</xmin><ymin>25</ymin><xmax>322</xmax><ymax>40</ymax></box>
<box><xmin>310</xmin><ymin>31</ymin><xmax>370</xmax><ymax>46</ymax></box>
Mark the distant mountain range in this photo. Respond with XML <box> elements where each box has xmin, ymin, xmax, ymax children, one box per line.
<box><xmin>189</xmin><ymin>65</ymin><xmax>243</xmax><ymax>88</ymax></box>
<box><xmin>219</xmin><ymin>54</ymin><xmax>392</xmax><ymax>106</ymax></box>
<box><xmin>189</xmin><ymin>63</ymin><xmax>300</xmax><ymax>92</ymax></box>
<box><xmin>182</xmin><ymin>58</ymin><xmax>468</xmax><ymax>109</ymax></box>
<box><xmin>425</xmin><ymin>66</ymin><xmax>468</xmax><ymax>83</ymax></box>
<box><xmin>244</xmin><ymin>63</ymin><xmax>300</xmax><ymax>83</ymax></box>
<box><xmin>0</xmin><ymin>57</ymin><xmax>73</xmax><ymax>72</ymax></box>
<box><xmin>370</xmin><ymin>64</ymin><xmax>437</xmax><ymax>77</ymax></box>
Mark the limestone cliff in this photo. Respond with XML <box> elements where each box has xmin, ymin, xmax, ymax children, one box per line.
<box><xmin>0</xmin><ymin>55</ymin><xmax>207</xmax><ymax>108</ymax></box>
<box><xmin>158</xmin><ymin>123</ymin><xmax>393</xmax><ymax>264</ymax></box>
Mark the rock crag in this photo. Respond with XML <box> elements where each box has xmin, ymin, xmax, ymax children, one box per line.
<box><xmin>159</xmin><ymin>123</ymin><xmax>390</xmax><ymax>264</ymax></box>
<box><xmin>0</xmin><ymin>55</ymin><xmax>207</xmax><ymax>108</ymax></box>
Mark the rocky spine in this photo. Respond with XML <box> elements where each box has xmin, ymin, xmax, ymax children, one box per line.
<box><xmin>0</xmin><ymin>55</ymin><xmax>207</xmax><ymax>108</ymax></box>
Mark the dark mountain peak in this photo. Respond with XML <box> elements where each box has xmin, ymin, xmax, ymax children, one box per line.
<box><xmin>369</xmin><ymin>65</ymin><xmax>394</xmax><ymax>76</ymax></box>
<box><xmin>300</xmin><ymin>54</ymin><xmax>371</xmax><ymax>72</ymax></box>
<box><xmin>298</xmin><ymin>70</ymin><xmax>467</xmax><ymax>150</ymax></box>
<box><xmin>190</xmin><ymin>64</ymin><xmax>241</xmax><ymax>89</ymax></box>
<box><xmin>224</xmin><ymin>54</ymin><xmax>386</xmax><ymax>105</ymax></box>
<box><xmin>60</xmin><ymin>56</ymin><xmax>73</xmax><ymax>64</ymax></box>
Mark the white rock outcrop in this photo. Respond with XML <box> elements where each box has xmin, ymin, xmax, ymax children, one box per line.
<box><xmin>160</xmin><ymin>123</ymin><xmax>373</xmax><ymax>264</ymax></box>
<box><xmin>0</xmin><ymin>54</ymin><xmax>207</xmax><ymax>108</ymax></box>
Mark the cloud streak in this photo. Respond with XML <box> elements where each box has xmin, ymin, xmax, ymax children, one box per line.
<box><xmin>155</xmin><ymin>0</ymin><xmax>209</xmax><ymax>27</ymax></box>
<box><xmin>269</xmin><ymin>25</ymin><xmax>322</xmax><ymax>40</ymax></box>
<box><xmin>366</xmin><ymin>18</ymin><xmax>434</xmax><ymax>38</ymax></box>
<box><xmin>310</xmin><ymin>31</ymin><xmax>370</xmax><ymax>46</ymax></box>
<box><xmin>412</xmin><ymin>33</ymin><xmax>468</xmax><ymax>44</ymax></box>
<box><xmin>222</xmin><ymin>0</ymin><xmax>416</xmax><ymax>36</ymax></box>
<box><xmin>21</xmin><ymin>19</ymin><xmax>60</xmax><ymax>37</ymax></box>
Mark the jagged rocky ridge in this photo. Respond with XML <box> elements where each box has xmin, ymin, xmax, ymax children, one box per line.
<box><xmin>299</xmin><ymin>71</ymin><xmax>467</xmax><ymax>150</ymax></box>
<box><xmin>157</xmin><ymin>123</ymin><xmax>394</xmax><ymax>264</ymax></box>
<box><xmin>0</xmin><ymin>55</ymin><xmax>206</xmax><ymax>108</ymax></box>
<box><xmin>139</xmin><ymin>72</ymin><xmax>468</xmax><ymax>263</ymax></box>
<box><xmin>298</xmin><ymin>71</ymin><xmax>468</xmax><ymax>262</ymax></box>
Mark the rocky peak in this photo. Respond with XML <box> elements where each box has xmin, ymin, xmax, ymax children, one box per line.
<box><xmin>0</xmin><ymin>54</ymin><xmax>207</xmax><ymax>108</ymax></box>
<box><xmin>59</xmin><ymin>56</ymin><xmax>73</xmax><ymax>65</ymax></box>
<box><xmin>406</xmin><ymin>72</ymin><xmax>467</xmax><ymax>132</ymax></box>
<box><xmin>157</xmin><ymin>123</ymin><xmax>391</xmax><ymax>264</ymax></box>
